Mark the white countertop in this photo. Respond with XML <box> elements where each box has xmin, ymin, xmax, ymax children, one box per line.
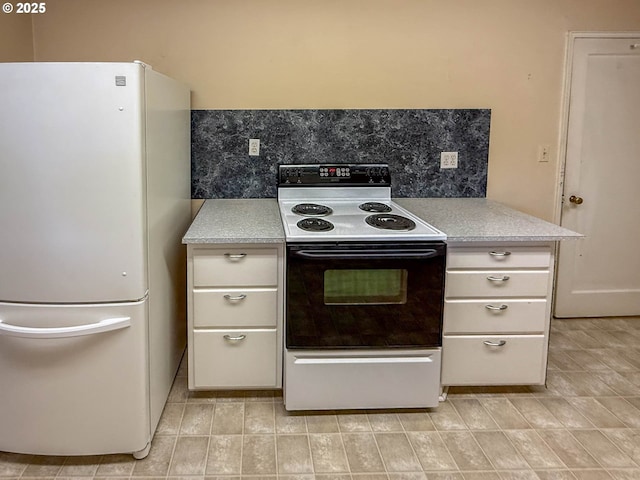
<box><xmin>182</xmin><ymin>198</ymin><xmax>582</xmax><ymax>244</ymax></box>
<box><xmin>182</xmin><ymin>199</ymin><xmax>284</xmax><ymax>244</ymax></box>
<box><xmin>395</xmin><ymin>198</ymin><xmax>582</xmax><ymax>242</ymax></box>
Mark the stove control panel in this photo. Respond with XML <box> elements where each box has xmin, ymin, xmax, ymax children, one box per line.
<box><xmin>279</xmin><ymin>164</ymin><xmax>391</xmax><ymax>186</ymax></box>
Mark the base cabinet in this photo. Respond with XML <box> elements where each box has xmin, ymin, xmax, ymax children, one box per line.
<box><xmin>187</xmin><ymin>244</ymin><xmax>284</xmax><ymax>390</ymax></box>
<box><xmin>441</xmin><ymin>244</ymin><xmax>554</xmax><ymax>386</ymax></box>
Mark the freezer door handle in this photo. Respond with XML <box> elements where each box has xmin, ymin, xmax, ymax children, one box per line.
<box><xmin>0</xmin><ymin>316</ymin><xmax>131</xmax><ymax>339</ymax></box>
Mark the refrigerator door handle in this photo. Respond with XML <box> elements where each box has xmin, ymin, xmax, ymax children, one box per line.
<box><xmin>0</xmin><ymin>316</ymin><xmax>131</xmax><ymax>339</ymax></box>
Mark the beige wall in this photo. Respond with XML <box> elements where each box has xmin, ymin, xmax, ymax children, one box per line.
<box><xmin>0</xmin><ymin>10</ymin><xmax>34</xmax><ymax>61</ymax></box>
<box><xmin>12</xmin><ymin>1</ymin><xmax>640</xmax><ymax>219</ymax></box>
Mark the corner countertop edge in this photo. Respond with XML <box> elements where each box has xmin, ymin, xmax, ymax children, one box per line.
<box><xmin>395</xmin><ymin>198</ymin><xmax>583</xmax><ymax>243</ymax></box>
<box><xmin>182</xmin><ymin>198</ymin><xmax>285</xmax><ymax>244</ymax></box>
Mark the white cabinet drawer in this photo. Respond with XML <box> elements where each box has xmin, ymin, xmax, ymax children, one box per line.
<box><xmin>445</xmin><ymin>270</ymin><xmax>550</xmax><ymax>298</ymax></box>
<box><xmin>441</xmin><ymin>335</ymin><xmax>546</xmax><ymax>385</ymax></box>
<box><xmin>447</xmin><ymin>247</ymin><xmax>551</xmax><ymax>269</ymax></box>
<box><xmin>193</xmin><ymin>249</ymin><xmax>278</xmax><ymax>287</ymax></box>
<box><xmin>193</xmin><ymin>288</ymin><xmax>277</xmax><ymax>328</ymax></box>
<box><xmin>192</xmin><ymin>329</ymin><xmax>277</xmax><ymax>388</ymax></box>
<box><xmin>444</xmin><ymin>299</ymin><xmax>547</xmax><ymax>334</ymax></box>
<box><xmin>284</xmin><ymin>349</ymin><xmax>441</xmax><ymax>410</ymax></box>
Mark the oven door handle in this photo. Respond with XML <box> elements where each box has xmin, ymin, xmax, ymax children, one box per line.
<box><xmin>291</xmin><ymin>249</ymin><xmax>443</xmax><ymax>260</ymax></box>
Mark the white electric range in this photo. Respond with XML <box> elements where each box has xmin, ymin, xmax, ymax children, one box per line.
<box><xmin>277</xmin><ymin>164</ymin><xmax>447</xmax><ymax>411</ymax></box>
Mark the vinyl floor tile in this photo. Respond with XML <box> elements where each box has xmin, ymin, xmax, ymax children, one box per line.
<box><xmin>276</xmin><ymin>434</ymin><xmax>313</xmax><ymax>474</ymax></box>
<box><xmin>205</xmin><ymin>434</ymin><xmax>242</xmax><ymax>475</ymax></box>
<box><xmin>509</xmin><ymin>397</ymin><xmax>565</xmax><ymax>429</ymax></box>
<box><xmin>472</xmin><ymin>431</ymin><xmax>529</xmax><ymax>470</ymax></box>
<box><xmin>438</xmin><ymin>431</ymin><xmax>492</xmax><ymax>471</ymax></box>
<box><xmin>341</xmin><ymin>433</ymin><xmax>385</xmax><ymax>473</ymax></box>
<box><xmin>449</xmin><ymin>399</ymin><xmax>498</xmax><ymax>430</ymax></box>
<box><xmin>406</xmin><ymin>431</ymin><xmax>457</xmax><ymax>471</ymax></box>
<box><xmin>570</xmin><ymin>430</ymin><xmax>636</xmax><ymax>468</ymax></box>
<box><xmin>308</xmin><ymin>433</ymin><xmax>349</xmax><ymax>473</ymax></box>
<box><xmin>374</xmin><ymin>433</ymin><xmax>421</xmax><ymax>472</ymax></box>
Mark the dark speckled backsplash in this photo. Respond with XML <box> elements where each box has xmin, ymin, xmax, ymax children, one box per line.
<box><xmin>191</xmin><ymin>109</ymin><xmax>490</xmax><ymax>199</ymax></box>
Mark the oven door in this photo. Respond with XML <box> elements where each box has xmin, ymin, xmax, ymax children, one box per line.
<box><xmin>286</xmin><ymin>242</ymin><xmax>446</xmax><ymax>349</ymax></box>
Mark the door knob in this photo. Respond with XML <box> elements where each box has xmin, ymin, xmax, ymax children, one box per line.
<box><xmin>569</xmin><ymin>195</ymin><xmax>584</xmax><ymax>205</ymax></box>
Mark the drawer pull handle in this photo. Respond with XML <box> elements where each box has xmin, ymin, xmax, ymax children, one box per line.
<box><xmin>487</xmin><ymin>275</ymin><xmax>510</xmax><ymax>282</ymax></box>
<box><xmin>483</xmin><ymin>340</ymin><xmax>507</xmax><ymax>347</ymax></box>
<box><xmin>224</xmin><ymin>253</ymin><xmax>247</xmax><ymax>260</ymax></box>
<box><xmin>485</xmin><ymin>304</ymin><xmax>509</xmax><ymax>311</ymax></box>
<box><xmin>223</xmin><ymin>334</ymin><xmax>246</xmax><ymax>342</ymax></box>
<box><xmin>489</xmin><ymin>251</ymin><xmax>511</xmax><ymax>257</ymax></box>
<box><xmin>224</xmin><ymin>294</ymin><xmax>247</xmax><ymax>302</ymax></box>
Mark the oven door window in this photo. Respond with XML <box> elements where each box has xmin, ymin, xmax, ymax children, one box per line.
<box><xmin>324</xmin><ymin>269</ymin><xmax>407</xmax><ymax>305</ymax></box>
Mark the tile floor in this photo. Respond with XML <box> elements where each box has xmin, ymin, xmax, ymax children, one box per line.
<box><xmin>1</xmin><ymin>317</ymin><xmax>639</xmax><ymax>480</ymax></box>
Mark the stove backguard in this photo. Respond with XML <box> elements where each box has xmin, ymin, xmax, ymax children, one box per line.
<box><xmin>279</xmin><ymin>164</ymin><xmax>390</xmax><ymax>187</ymax></box>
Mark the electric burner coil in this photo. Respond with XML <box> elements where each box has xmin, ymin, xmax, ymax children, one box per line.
<box><xmin>297</xmin><ymin>218</ymin><xmax>334</xmax><ymax>232</ymax></box>
<box><xmin>291</xmin><ymin>203</ymin><xmax>333</xmax><ymax>216</ymax></box>
<box><xmin>365</xmin><ymin>214</ymin><xmax>416</xmax><ymax>231</ymax></box>
<box><xmin>359</xmin><ymin>202</ymin><xmax>392</xmax><ymax>213</ymax></box>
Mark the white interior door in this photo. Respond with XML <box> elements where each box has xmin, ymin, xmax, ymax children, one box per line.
<box><xmin>555</xmin><ymin>33</ymin><xmax>640</xmax><ymax>318</ymax></box>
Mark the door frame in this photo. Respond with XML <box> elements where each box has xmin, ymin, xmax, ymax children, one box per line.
<box><xmin>553</xmin><ymin>31</ymin><xmax>640</xmax><ymax>224</ymax></box>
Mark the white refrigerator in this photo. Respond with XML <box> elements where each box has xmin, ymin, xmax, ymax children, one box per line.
<box><xmin>0</xmin><ymin>62</ymin><xmax>191</xmax><ymax>458</ymax></box>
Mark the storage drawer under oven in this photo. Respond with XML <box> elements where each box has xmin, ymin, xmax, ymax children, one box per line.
<box><xmin>284</xmin><ymin>348</ymin><xmax>441</xmax><ymax>410</ymax></box>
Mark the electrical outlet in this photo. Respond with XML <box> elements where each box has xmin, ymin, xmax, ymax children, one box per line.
<box><xmin>538</xmin><ymin>145</ymin><xmax>550</xmax><ymax>163</ymax></box>
<box><xmin>440</xmin><ymin>152</ymin><xmax>458</xmax><ymax>169</ymax></box>
<box><xmin>249</xmin><ymin>138</ymin><xmax>260</xmax><ymax>156</ymax></box>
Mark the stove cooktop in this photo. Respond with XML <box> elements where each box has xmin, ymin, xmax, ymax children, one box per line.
<box><xmin>279</xmin><ymin>198</ymin><xmax>445</xmax><ymax>241</ymax></box>
<box><xmin>277</xmin><ymin>164</ymin><xmax>446</xmax><ymax>242</ymax></box>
